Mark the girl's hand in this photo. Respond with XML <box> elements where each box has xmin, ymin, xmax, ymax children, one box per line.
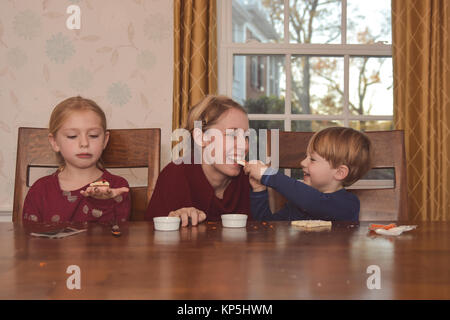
<box><xmin>81</xmin><ymin>186</ymin><xmax>129</xmax><ymax>200</ymax></box>
<box><xmin>168</xmin><ymin>207</ymin><xmax>207</xmax><ymax>227</ymax></box>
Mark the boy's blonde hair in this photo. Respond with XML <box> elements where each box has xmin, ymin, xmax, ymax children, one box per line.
<box><xmin>49</xmin><ymin>96</ymin><xmax>107</xmax><ymax>169</ymax></box>
<box><xmin>307</xmin><ymin>127</ymin><xmax>372</xmax><ymax>187</ymax></box>
<box><xmin>183</xmin><ymin>95</ymin><xmax>247</xmax><ymax>132</ymax></box>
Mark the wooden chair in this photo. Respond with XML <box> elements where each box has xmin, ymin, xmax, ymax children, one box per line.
<box><xmin>12</xmin><ymin>127</ymin><xmax>160</xmax><ymax>222</ymax></box>
<box><xmin>266</xmin><ymin>130</ymin><xmax>408</xmax><ymax>221</ymax></box>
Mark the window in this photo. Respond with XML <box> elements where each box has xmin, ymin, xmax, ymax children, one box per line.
<box><xmin>218</xmin><ymin>0</ymin><xmax>393</xmax><ymax>181</ymax></box>
<box><xmin>218</xmin><ymin>0</ymin><xmax>392</xmax><ymax>132</ymax></box>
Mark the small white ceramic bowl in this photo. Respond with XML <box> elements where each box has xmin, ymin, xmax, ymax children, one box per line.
<box><xmin>221</xmin><ymin>214</ymin><xmax>248</xmax><ymax>228</ymax></box>
<box><xmin>153</xmin><ymin>216</ymin><xmax>181</xmax><ymax>231</ymax></box>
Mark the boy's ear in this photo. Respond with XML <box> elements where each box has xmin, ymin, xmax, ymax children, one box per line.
<box><xmin>103</xmin><ymin>131</ymin><xmax>110</xmax><ymax>150</ymax></box>
<box><xmin>48</xmin><ymin>133</ymin><xmax>60</xmax><ymax>152</ymax></box>
<box><xmin>334</xmin><ymin>164</ymin><xmax>349</xmax><ymax>182</ymax></box>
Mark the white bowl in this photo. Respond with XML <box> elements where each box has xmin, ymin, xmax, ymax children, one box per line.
<box><xmin>153</xmin><ymin>216</ymin><xmax>181</xmax><ymax>231</ymax></box>
<box><xmin>221</xmin><ymin>214</ymin><xmax>248</xmax><ymax>228</ymax></box>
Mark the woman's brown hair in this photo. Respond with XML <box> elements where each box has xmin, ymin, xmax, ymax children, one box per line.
<box><xmin>183</xmin><ymin>95</ymin><xmax>247</xmax><ymax>132</ymax></box>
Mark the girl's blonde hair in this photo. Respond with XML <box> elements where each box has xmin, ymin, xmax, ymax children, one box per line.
<box><xmin>183</xmin><ymin>95</ymin><xmax>247</xmax><ymax>132</ymax></box>
<box><xmin>49</xmin><ymin>96</ymin><xmax>107</xmax><ymax>170</ymax></box>
<box><xmin>307</xmin><ymin>127</ymin><xmax>372</xmax><ymax>187</ymax></box>
<box><xmin>49</xmin><ymin>96</ymin><xmax>107</xmax><ymax>135</ymax></box>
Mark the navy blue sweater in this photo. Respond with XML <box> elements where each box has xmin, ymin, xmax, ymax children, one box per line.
<box><xmin>250</xmin><ymin>168</ymin><xmax>360</xmax><ymax>221</ymax></box>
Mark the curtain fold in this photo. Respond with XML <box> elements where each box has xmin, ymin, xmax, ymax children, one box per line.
<box><xmin>393</xmin><ymin>0</ymin><xmax>450</xmax><ymax>221</ymax></box>
<box><xmin>173</xmin><ymin>0</ymin><xmax>217</xmax><ymax>130</ymax></box>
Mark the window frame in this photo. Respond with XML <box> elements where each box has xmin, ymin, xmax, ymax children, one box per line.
<box><xmin>218</xmin><ymin>0</ymin><xmax>393</xmax><ymax>130</ymax></box>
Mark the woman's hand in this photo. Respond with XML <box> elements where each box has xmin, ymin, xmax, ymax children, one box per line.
<box><xmin>168</xmin><ymin>207</ymin><xmax>207</xmax><ymax>227</ymax></box>
<box><xmin>80</xmin><ymin>186</ymin><xmax>129</xmax><ymax>200</ymax></box>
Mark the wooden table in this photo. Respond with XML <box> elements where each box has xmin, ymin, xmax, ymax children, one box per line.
<box><xmin>0</xmin><ymin>221</ymin><xmax>449</xmax><ymax>300</ymax></box>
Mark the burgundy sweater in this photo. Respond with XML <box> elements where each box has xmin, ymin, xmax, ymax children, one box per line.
<box><xmin>145</xmin><ymin>161</ymin><xmax>251</xmax><ymax>221</ymax></box>
<box><xmin>22</xmin><ymin>170</ymin><xmax>130</xmax><ymax>224</ymax></box>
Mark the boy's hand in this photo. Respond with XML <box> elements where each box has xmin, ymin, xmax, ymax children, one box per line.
<box><xmin>248</xmin><ymin>176</ymin><xmax>267</xmax><ymax>192</ymax></box>
<box><xmin>242</xmin><ymin>160</ymin><xmax>269</xmax><ymax>192</ymax></box>
<box><xmin>81</xmin><ymin>186</ymin><xmax>129</xmax><ymax>200</ymax></box>
<box><xmin>168</xmin><ymin>207</ymin><xmax>206</xmax><ymax>227</ymax></box>
<box><xmin>243</xmin><ymin>160</ymin><xmax>268</xmax><ymax>181</ymax></box>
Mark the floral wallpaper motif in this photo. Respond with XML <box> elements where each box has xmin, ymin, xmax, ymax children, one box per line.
<box><xmin>107</xmin><ymin>82</ymin><xmax>132</xmax><ymax>106</ymax></box>
<box><xmin>46</xmin><ymin>32</ymin><xmax>75</xmax><ymax>63</ymax></box>
<box><xmin>0</xmin><ymin>0</ymin><xmax>174</xmax><ymax>219</ymax></box>
<box><xmin>13</xmin><ymin>10</ymin><xmax>42</xmax><ymax>39</ymax></box>
<box><xmin>137</xmin><ymin>50</ymin><xmax>156</xmax><ymax>70</ymax></box>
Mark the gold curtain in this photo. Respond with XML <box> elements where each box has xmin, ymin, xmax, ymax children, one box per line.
<box><xmin>393</xmin><ymin>0</ymin><xmax>450</xmax><ymax>221</ymax></box>
<box><xmin>173</xmin><ymin>0</ymin><xmax>217</xmax><ymax>130</ymax></box>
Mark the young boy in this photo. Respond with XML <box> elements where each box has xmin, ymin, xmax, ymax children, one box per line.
<box><xmin>244</xmin><ymin>127</ymin><xmax>371</xmax><ymax>221</ymax></box>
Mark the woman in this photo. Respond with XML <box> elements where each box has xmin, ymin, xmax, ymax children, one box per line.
<box><xmin>145</xmin><ymin>95</ymin><xmax>250</xmax><ymax>226</ymax></box>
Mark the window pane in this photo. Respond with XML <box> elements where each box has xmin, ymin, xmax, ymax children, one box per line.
<box><xmin>232</xmin><ymin>0</ymin><xmax>284</xmax><ymax>43</ymax></box>
<box><xmin>291</xmin><ymin>120</ymin><xmax>343</xmax><ymax>132</ymax></box>
<box><xmin>347</xmin><ymin>0</ymin><xmax>391</xmax><ymax>44</ymax></box>
<box><xmin>349</xmin><ymin>120</ymin><xmax>393</xmax><ymax>131</ymax></box>
<box><xmin>349</xmin><ymin>57</ymin><xmax>393</xmax><ymax>116</ymax></box>
<box><xmin>233</xmin><ymin>55</ymin><xmax>285</xmax><ymax>113</ymax></box>
<box><xmin>291</xmin><ymin>56</ymin><xmax>344</xmax><ymax>115</ymax></box>
<box><xmin>289</xmin><ymin>0</ymin><xmax>341</xmax><ymax>44</ymax></box>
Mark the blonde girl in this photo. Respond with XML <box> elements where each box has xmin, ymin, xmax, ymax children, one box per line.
<box><xmin>22</xmin><ymin>96</ymin><xmax>130</xmax><ymax>224</ymax></box>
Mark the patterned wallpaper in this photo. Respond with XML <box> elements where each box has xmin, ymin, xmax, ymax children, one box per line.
<box><xmin>0</xmin><ymin>0</ymin><xmax>174</xmax><ymax>217</ymax></box>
